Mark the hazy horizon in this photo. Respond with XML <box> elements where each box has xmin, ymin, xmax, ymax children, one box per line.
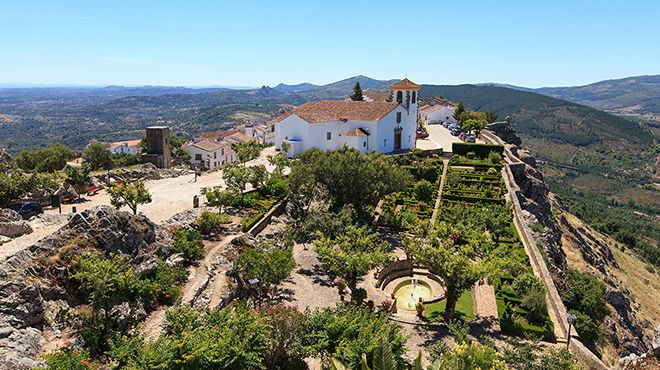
<box><xmin>1</xmin><ymin>0</ymin><xmax>659</xmax><ymax>88</ymax></box>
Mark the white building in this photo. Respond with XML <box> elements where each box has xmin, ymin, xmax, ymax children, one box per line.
<box><xmin>419</xmin><ymin>98</ymin><xmax>456</xmax><ymax>125</ymax></box>
<box><xmin>185</xmin><ymin>140</ymin><xmax>237</xmax><ymax>169</ymax></box>
<box><xmin>274</xmin><ymin>78</ymin><xmax>420</xmax><ymax>157</ymax></box>
<box><xmin>107</xmin><ymin>140</ymin><xmax>141</xmax><ymax>155</ymax></box>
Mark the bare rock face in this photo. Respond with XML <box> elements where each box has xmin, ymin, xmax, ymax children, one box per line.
<box><xmin>486</xmin><ymin>121</ymin><xmax>522</xmax><ymax>146</ymax></box>
<box><xmin>0</xmin><ymin>205</ymin><xmax>165</xmax><ymax>369</ymax></box>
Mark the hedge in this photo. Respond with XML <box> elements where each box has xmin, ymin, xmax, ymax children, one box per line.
<box><xmin>240</xmin><ymin>211</ymin><xmax>265</xmax><ymax>232</ymax></box>
<box><xmin>442</xmin><ymin>194</ymin><xmax>505</xmax><ymax>204</ymax></box>
<box><xmin>452</xmin><ymin>142</ymin><xmax>504</xmax><ymax>157</ymax></box>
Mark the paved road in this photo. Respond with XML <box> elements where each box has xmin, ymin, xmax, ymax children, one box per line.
<box><xmin>416</xmin><ymin>123</ymin><xmax>483</xmax><ymax>152</ymax></box>
<box><xmin>45</xmin><ymin>146</ymin><xmax>278</xmax><ymax>223</ymax></box>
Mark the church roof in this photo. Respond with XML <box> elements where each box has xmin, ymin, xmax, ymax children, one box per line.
<box><xmin>272</xmin><ymin>100</ymin><xmax>399</xmax><ymax>123</ymax></box>
<box><xmin>342</xmin><ymin>127</ymin><xmax>370</xmax><ymax>137</ymax></box>
<box><xmin>388</xmin><ymin>78</ymin><xmax>420</xmax><ymax>91</ymax></box>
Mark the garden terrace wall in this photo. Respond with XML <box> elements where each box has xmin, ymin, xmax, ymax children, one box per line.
<box><xmin>452</xmin><ymin>142</ymin><xmax>504</xmax><ymax>157</ymax></box>
<box><xmin>246</xmin><ymin>198</ymin><xmax>288</xmax><ymax>236</ymax></box>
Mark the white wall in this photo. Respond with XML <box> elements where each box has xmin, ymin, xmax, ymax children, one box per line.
<box><xmin>185</xmin><ymin>145</ymin><xmax>235</xmax><ymax>169</ymax></box>
<box><xmin>109</xmin><ymin>144</ymin><xmax>139</xmax><ymax>155</ymax></box>
<box><xmin>274</xmin><ymin>100</ymin><xmax>418</xmax><ymax>155</ymax></box>
<box><xmin>422</xmin><ymin>107</ymin><xmax>455</xmax><ymax>124</ymax></box>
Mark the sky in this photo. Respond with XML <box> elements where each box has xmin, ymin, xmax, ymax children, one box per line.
<box><xmin>1</xmin><ymin>0</ymin><xmax>659</xmax><ymax>88</ymax></box>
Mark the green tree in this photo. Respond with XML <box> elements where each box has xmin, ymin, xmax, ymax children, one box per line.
<box><xmin>452</xmin><ymin>101</ymin><xmax>465</xmax><ymax>121</ymax></box>
<box><xmin>107</xmin><ymin>179</ymin><xmax>152</xmax><ymax>215</ymax></box>
<box><xmin>83</xmin><ymin>142</ymin><xmax>113</xmax><ymax>171</ymax></box>
<box><xmin>238</xmin><ymin>242</ymin><xmax>296</xmax><ymax>299</ymax></box>
<box><xmin>503</xmin><ymin>341</ymin><xmax>582</xmax><ymax>370</ymax></box>
<box><xmin>203</xmin><ymin>187</ymin><xmax>242</xmax><ymax>212</ymax></box>
<box><xmin>315</xmin><ymin>225</ymin><xmax>390</xmax><ymax>293</ymax></box>
<box><xmin>305</xmin><ymin>305</ymin><xmax>407</xmax><ymax>369</ymax></box>
<box><xmin>415</xmin><ymin>233</ymin><xmax>487</xmax><ymax>321</ymax></box>
<box><xmin>195</xmin><ymin>210</ymin><xmax>231</xmax><ymax>235</ymax></box>
<box><xmin>63</xmin><ymin>164</ymin><xmax>91</xmax><ymax>192</ymax></box>
<box><xmin>485</xmin><ymin>111</ymin><xmax>499</xmax><ymax>123</ymax></box>
<box><xmin>0</xmin><ymin>171</ymin><xmax>59</xmax><ymax>207</ymax></box>
<box><xmin>169</xmin><ymin>135</ymin><xmax>192</xmax><ymax>161</ymax></box>
<box><xmin>288</xmin><ymin>147</ymin><xmax>411</xmax><ymax>218</ymax></box>
<box><xmin>15</xmin><ymin>143</ymin><xmax>76</xmax><ymax>172</ymax></box>
<box><xmin>172</xmin><ymin>226</ymin><xmax>205</xmax><ymax>261</ymax></box>
<box><xmin>350</xmin><ymin>82</ymin><xmax>364</xmax><ymax>101</ymax></box>
<box><xmin>232</xmin><ymin>140</ymin><xmax>265</xmax><ymax>163</ymax></box>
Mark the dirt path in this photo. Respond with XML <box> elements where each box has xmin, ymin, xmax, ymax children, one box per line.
<box><xmin>140</xmin><ymin>233</ymin><xmax>237</xmax><ymax>341</ymax></box>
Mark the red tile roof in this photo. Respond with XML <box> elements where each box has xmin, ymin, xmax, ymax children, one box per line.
<box><xmin>108</xmin><ymin>139</ymin><xmax>141</xmax><ymax>149</ymax></box>
<box><xmin>342</xmin><ymin>128</ymin><xmax>370</xmax><ymax>137</ymax></box>
<box><xmin>363</xmin><ymin>91</ymin><xmax>391</xmax><ymax>102</ymax></box>
<box><xmin>272</xmin><ymin>100</ymin><xmax>399</xmax><ymax>123</ymax></box>
<box><xmin>388</xmin><ymin>78</ymin><xmax>420</xmax><ymax>91</ymax></box>
<box><xmin>189</xmin><ymin>140</ymin><xmax>226</xmax><ymax>152</ymax></box>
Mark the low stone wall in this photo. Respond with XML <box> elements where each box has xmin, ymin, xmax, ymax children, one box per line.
<box><xmin>247</xmin><ymin>199</ymin><xmax>288</xmax><ymax>236</ymax></box>
<box><xmin>482</xmin><ymin>131</ymin><xmax>609</xmax><ymax>369</ymax></box>
<box><xmin>377</xmin><ymin>259</ymin><xmax>414</xmax><ymax>288</ymax></box>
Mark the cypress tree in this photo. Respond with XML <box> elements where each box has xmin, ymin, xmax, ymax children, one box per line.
<box><xmin>350</xmin><ymin>82</ymin><xmax>364</xmax><ymax>101</ymax></box>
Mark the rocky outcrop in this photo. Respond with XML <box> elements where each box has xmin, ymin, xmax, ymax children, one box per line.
<box><xmin>486</xmin><ymin>120</ymin><xmax>522</xmax><ymax>146</ymax></box>
<box><xmin>0</xmin><ymin>206</ymin><xmax>168</xmax><ymax>369</ymax></box>
<box><xmin>0</xmin><ymin>209</ymin><xmax>33</xmax><ymax>239</ymax></box>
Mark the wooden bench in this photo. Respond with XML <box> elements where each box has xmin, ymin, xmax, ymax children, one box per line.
<box><xmin>60</xmin><ymin>193</ymin><xmax>77</xmax><ymax>204</ymax></box>
<box><xmin>86</xmin><ymin>185</ymin><xmax>102</xmax><ymax>196</ymax></box>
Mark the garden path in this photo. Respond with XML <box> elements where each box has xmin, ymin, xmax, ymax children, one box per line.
<box><xmin>429</xmin><ymin>158</ymin><xmax>449</xmax><ymax>225</ymax></box>
<box><xmin>472</xmin><ymin>282</ymin><xmax>499</xmax><ymax>325</ymax></box>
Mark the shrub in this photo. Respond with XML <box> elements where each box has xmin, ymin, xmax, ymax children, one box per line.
<box><xmin>43</xmin><ymin>348</ymin><xmax>96</xmax><ymax>370</ymax></box>
<box><xmin>434</xmin><ymin>342</ymin><xmax>507</xmax><ymax>370</ymax></box>
<box><xmin>172</xmin><ymin>226</ymin><xmax>205</xmax><ymax>261</ymax></box>
<box><xmin>240</xmin><ymin>211</ymin><xmax>265</xmax><ymax>232</ymax></box>
<box><xmin>561</xmin><ymin>269</ymin><xmax>609</xmax><ymax>323</ymax></box>
<box><xmin>150</xmin><ymin>261</ymin><xmax>188</xmax><ymax>305</ymax></box>
<box><xmin>512</xmin><ymin>272</ymin><xmax>544</xmax><ymax>296</ymax></box>
<box><xmin>195</xmin><ymin>211</ymin><xmax>231</xmax><ymax>235</ymax></box>
<box><xmin>521</xmin><ymin>288</ymin><xmax>548</xmax><ymax>324</ymax></box>
<box><xmin>413</xmin><ymin>179</ymin><xmax>435</xmax><ymax>202</ymax></box>
<box><xmin>569</xmin><ymin>310</ymin><xmax>604</xmax><ymax>349</ymax></box>
<box><xmin>487</xmin><ymin>151</ymin><xmax>503</xmax><ymax>164</ymax></box>
<box><xmin>466</xmin><ymin>151</ymin><xmax>476</xmax><ymax>160</ymax></box>
<box><xmin>452</xmin><ymin>142</ymin><xmax>504</xmax><ymax>158</ymax></box>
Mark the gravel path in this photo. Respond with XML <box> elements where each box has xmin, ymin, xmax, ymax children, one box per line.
<box><xmin>472</xmin><ymin>283</ymin><xmax>499</xmax><ymax>321</ymax></box>
<box><xmin>279</xmin><ymin>243</ymin><xmax>341</xmax><ymax>311</ymax></box>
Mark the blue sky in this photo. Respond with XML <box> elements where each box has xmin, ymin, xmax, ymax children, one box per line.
<box><xmin>1</xmin><ymin>0</ymin><xmax>658</xmax><ymax>88</ymax></box>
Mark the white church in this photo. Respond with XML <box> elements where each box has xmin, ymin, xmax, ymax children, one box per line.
<box><xmin>273</xmin><ymin>78</ymin><xmax>420</xmax><ymax>157</ymax></box>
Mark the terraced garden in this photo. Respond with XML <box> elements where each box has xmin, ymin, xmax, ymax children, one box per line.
<box><xmin>377</xmin><ymin>154</ymin><xmax>443</xmax><ymax>230</ymax></box>
<box><xmin>434</xmin><ymin>144</ymin><xmax>554</xmax><ymax>339</ymax></box>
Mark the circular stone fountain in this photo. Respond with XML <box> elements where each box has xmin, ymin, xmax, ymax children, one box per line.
<box><xmin>378</xmin><ymin>261</ymin><xmax>446</xmax><ymax>312</ymax></box>
<box><xmin>392</xmin><ymin>279</ymin><xmax>433</xmax><ymax>310</ymax></box>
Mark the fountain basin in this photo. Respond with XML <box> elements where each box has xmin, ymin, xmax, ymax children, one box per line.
<box><xmin>393</xmin><ymin>279</ymin><xmax>433</xmax><ymax>310</ymax></box>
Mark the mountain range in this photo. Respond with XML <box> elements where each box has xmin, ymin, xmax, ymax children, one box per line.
<box><xmin>481</xmin><ymin>75</ymin><xmax>660</xmax><ymax>128</ymax></box>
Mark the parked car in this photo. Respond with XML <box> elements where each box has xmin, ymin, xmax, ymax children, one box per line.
<box><xmin>448</xmin><ymin>123</ymin><xmax>461</xmax><ymax>130</ymax></box>
<box><xmin>11</xmin><ymin>201</ymin><xmax>43</xmax><ymax>219</ymax></box>
<box><xmin>416</xmin><ymin>130</ymin><xmax>429</xmax><ymax>139</ymax></box>
<box><xmin>451</xmin><ymin>127</ymin><xmax>462</xmax><ymax>136</ymax></box>
<box><xmin>442</xmin><ymin>121</ymin><xmax>452</xmax><ymax>128</ymax></box>
<box><xmin>463</xmin><ymin>134</ymin><xmax>476</xmax><ymax>143</ymax></box>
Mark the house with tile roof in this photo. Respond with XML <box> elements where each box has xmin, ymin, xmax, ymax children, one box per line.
<box><xmin>107</xmin><ymin>140</ymin><xmax>142</xmax><ymax>155</ymax></box>
<box><xmin>185</xmin><ymin>140</ymin><xmax>237</xmax><ymax>169</ymax></box>
<box><xmin>273</xmin><ymin>78</ymin><xmax>420</xmax><ymax>157</ymax></box>
<box><xmin>419</xmin><ymin>98</ymin><xmax>456</xmax><ymax>125</ymax></box>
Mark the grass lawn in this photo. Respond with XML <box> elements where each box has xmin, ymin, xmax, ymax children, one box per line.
<box><xmin>425</xmin><ymin>290</ymin><xmax>474</xmax><ymax>322</ymax></box>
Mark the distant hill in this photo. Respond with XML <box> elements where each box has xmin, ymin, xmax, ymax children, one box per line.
<box><xmin>480</xmin><ymin>75</ymin><xmax>660</xmax><ymax>128</ymax></box>
<box><xmin>272</xmin><ymin>82</ymin><xmax>319</xmax><ymax>93</ymax></box>
<box><xmin>419</xmin><ymin>84</ymin><xmax>654</xmax><ymax>177</ymax></box>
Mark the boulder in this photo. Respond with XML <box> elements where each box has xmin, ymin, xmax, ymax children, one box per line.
<box><xmin>0</xmin><ymin>221</ymin><xmax>32</xmax><ymax>238</ymax></box>
<box><xmin>0</xmin><ymin>209</ymin><xmax>22</xmax><ymax>223</ymax></box>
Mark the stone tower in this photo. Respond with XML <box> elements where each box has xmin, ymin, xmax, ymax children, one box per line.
<box><xmin>142</xmin><ymin>126</ymin><xmax>172</xmax><ymax>169</ymax></box>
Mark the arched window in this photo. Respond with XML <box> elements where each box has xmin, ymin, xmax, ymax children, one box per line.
<box><xmin>396</xmin><ymin>91</ymin><xmax>402</xmax><ymax>103</ymax></box>
<box><xmin>412</xmin><ymin>91</ymin><xmax>416</xmax><ymax>103</ymax></box>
